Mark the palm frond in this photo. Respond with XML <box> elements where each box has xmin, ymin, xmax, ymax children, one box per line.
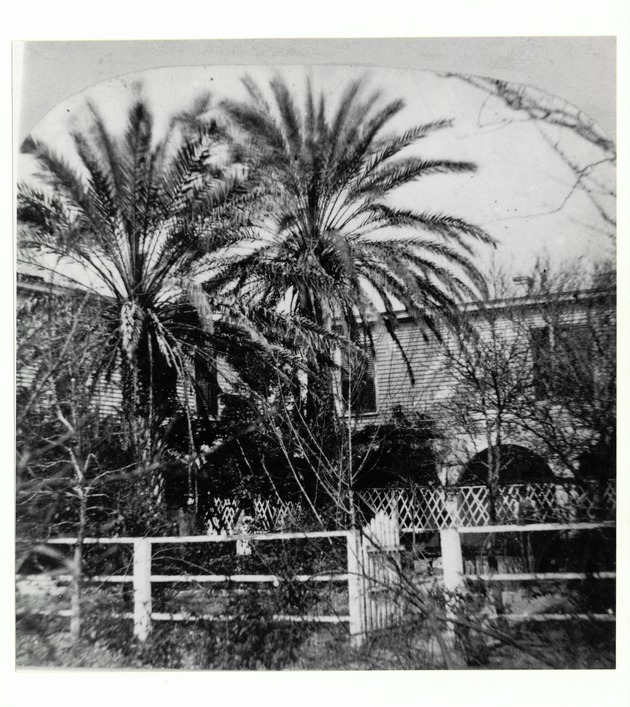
<box><xmin>350</xmin><ymin>157</ymin><xmax>477</xmax><ymax>199</ymax></box>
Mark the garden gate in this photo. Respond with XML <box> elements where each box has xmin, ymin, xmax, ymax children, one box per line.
<box><xmin>357</xmin><ymin>511</ymin><xmax>404</xmax><ymax>636</ymax></box>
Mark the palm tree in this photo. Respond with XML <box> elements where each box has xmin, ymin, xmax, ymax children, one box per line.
<box><xmin>220</xmin><ymin>74</ymin><xmax>496</xmax><ymax>420</ymax></box>
<box><xmin>17</xmin><ymin>89</ymin><xmax>254</xmax><ymax>466</ymax></box>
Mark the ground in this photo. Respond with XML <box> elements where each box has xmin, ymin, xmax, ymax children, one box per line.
<box><xmin>16</xmin><ymin>612</ymin><xmax>615</xmax><ymax>670</ymax></box>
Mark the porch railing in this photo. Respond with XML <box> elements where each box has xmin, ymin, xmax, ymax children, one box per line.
<box><xmin>357</xmin><ymin>480</ymin><xmax>616</xmax><ymax>531</ymax></box>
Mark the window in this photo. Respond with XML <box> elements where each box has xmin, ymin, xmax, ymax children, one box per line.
<box><xmin>194</xmin><ymin>351</ymin><xmax>218</xmax><ymax>417</ymax></box>
<box><xmin>529</xmin><ymin>326</ymin><xmax>551</xmax><ymax>396</ymax></box>
<box><xmin>530</xmin><ymin>323</ymin><xmax>594</xmax><ymax>398</ymax></box>
<box><xmin>340</xmin><ymin>349</ymin><xmax>377</xmax><ymax>414</ymax></box>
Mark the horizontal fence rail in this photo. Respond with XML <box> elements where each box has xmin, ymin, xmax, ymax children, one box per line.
<box><xmin>16</xmin><ymin>530</ymin><xmax>364</xmax><ymax>643</ymax></box>
<box><xmin>17</xmin><ymin>483</ymin><xmax>617</xmax><ymax>649</ymax></box>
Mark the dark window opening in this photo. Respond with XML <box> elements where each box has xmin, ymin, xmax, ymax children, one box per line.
<box><xmin>341</xmin><ymin>351</ymin><xmax>377</xmax><ymax>414</ymax></box>
<box><xmin>530</xmin><ymin>326</ymin><xmax>551</xmax><ymax>397</ymax></box>
<box><xmin>194</xmin><ymin>351</ymin><xmax>218</xmax><ymax>417</ymax></box>
<box><xmin>555</xmin><ymin>324</ymin><xmax>594</xmax><ymax>378</ymax></box>
<box><xmin>530</xmin><ymin>323</ymin><xmax>595</xmax><ymax>398</ymax></box>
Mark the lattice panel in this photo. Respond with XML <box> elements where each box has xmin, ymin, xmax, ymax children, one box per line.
<box><xmin>359</xmin><ymin>488</ymin><xmax>399</xmax><ymax>517</ymax></box>
<box><xmin>358</xmin><ymin>480</ymin><xmax>616</xmax><ymax>530</ymax></box>
<box><xmin>394</xmin><ymin>490</ymin><xmax>416</xmax><ymax>530</ymax></box>
<box><xmin>251</xmin><ymin>498</ymin><xmax>300</xmax><ymax>530</ymax></box>
<box><xmin>208</xmin><ymin>480</ymin><xmax>616</xmax><ymax>535</ymax></box>
<box><xmin>414</xmin><ymin>488</ymin><xmax>453</xmax><ymax>529</ymax></box>
<box><xmin>457</xmin><ymin>486</ymin><xmax>490</xmax><ymax>526</ymax></box>
<box><xmin>495</xmin><ymin>483</ymin><xmax>566</xmax><ymax>523</ymax></box>
<box><xmin>603</xmin><ymin>479</ymin><xmax>616</xmax><ymax>515</ymax></box>
<box><xmin>561</xmin><ymin>480</ymin><xmax>616</xmax><ymax>521</ymax></box>
<box><xmin>566</xmin><ymin>484</ymin><xmax>597</xmax><ymax>520</ymax></box>
<box><xmin>358</xmin><ymin>488</ymin><xmax>454</xmax><ymax>531</ymax></box>
<box><xmin>207</xmin><ymin>497</ymin><xmax>299</xmax><ymax>534</ymax></box>
<box><xmin>211</xmin><ymin>498</ymin><xmax>237</xmax><ymax>533</ymax></box>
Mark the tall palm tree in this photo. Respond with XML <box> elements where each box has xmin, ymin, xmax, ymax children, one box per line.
<box><xmin>17</xmin><ymin>89</ymin><xmax>255</xmax><ymax>463</ymax></box>
<box><xmin>220</xmin><ymin>74</ymin><xmax>496</xmax><ymax>419</ymax></box>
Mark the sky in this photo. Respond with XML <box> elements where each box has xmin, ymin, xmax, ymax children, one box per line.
<box><xmin>16</xmin><ymin>38</ymin><xmax>616</xmax><ymax>142</ymax></box>
<box><xmin>17</xmin><ymin>55</ymin><xmax>616</xmax><ymax>283</ymax></box>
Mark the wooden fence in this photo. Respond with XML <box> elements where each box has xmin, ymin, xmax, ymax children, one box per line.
<box><xmin>358</xmin><ymin>512</ymin><xmax>403</xmax><ymax>635</ymax></box>
<box><xmin>358</xmin><ymin>485</ymin><xmax>616</xmax><ymax>626</ymax></box>
<box><xmin>17</xmin><ymin>483</ymin><xmax>616</xmax><ymax>648</ymax></box>
<box><xmin>17</xmin><ymin>524</ymin><xmax>405</xmax><ymax>646</ymax></box>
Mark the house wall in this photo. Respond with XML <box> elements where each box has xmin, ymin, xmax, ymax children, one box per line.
<box><xmin>357</xmin><ymin>290</ymin><xmax>614</xmax><ymax>480</ymax></box>
<box><xmin>16</xmin><ymin>279</ymin><xmax>204</xmax><ymax>421</ymax></box>
<box><xmin>18</xmin><ymin>273</ymin><xmax>614</xmax><ymax>484</ymax></box>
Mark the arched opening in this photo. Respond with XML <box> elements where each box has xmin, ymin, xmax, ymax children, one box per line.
<box><xmin>459</xmin><ymin>444</ymin><xmax>554</xmax><ymax>485</ymax></box>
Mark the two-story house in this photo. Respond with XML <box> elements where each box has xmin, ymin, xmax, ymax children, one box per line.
<box><xmin>340</xmin><ymin>284</ymin><xmax>615</xmax><ymax>488</ymax></box>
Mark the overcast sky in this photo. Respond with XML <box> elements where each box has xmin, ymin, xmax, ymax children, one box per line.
<box><xmin>16</xmin><ymin>38</ymin><xmax>616</xmax><ymax>142</ymax></box>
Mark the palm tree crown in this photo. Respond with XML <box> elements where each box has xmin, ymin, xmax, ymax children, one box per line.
<box><xmin>220</xmin><ymin>75</ymin><xmax>495</xmax><ymax>362</ymax></box>
<box><xmin>17</xmin><ymin>90</ymin><xmax>252</xmax><ymax>448</ymax></box>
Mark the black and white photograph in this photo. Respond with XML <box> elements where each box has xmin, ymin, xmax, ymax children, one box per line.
<box><xmin>13</xmin><ymin>36</ymin><xmax>619</xmax><ymax>676</ymax></box>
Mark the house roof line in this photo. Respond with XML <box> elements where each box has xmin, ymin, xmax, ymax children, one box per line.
<box><xmin>383</xmin><ymin>287</ymin><xmax>615</xmax><ymax>324</ymax></box>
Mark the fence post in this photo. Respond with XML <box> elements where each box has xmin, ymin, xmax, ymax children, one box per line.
<box><xmin>440</xmin><ymin>527</ymin><xmax>464</xmax><ymax>593</ymax></box>
<box><xmin>133</xmin><ymin>538</ymin><xmax>152</xmax><ymax>642</ymax></box>
<box><xmin>347</xmin><ymin>529</ymin><xmax>365</xmax><ymax>646</ymax></box>
<box><xmin>440</xmin><ymin>490</ymin><xmax>464</xmax><ymax>638</ymax></box>
<box><xmin>441</xmin><ymin>489</ymin><xmax>464</xmax><ymax>587</ymax></box>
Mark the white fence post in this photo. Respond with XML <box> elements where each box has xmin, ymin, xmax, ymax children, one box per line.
<box><xmin>133</xmin><ymin>538</ymin><xmax>152</xmax><ymax>642</ymax></box>
<box><xmin>440</xmin><ymin>490</ymin><xmax>464</xmax><ymax>638</ymax></box>
<box><xmin>347</xmin><ymin>529</ymin><xmax>365</xmax><ymax>646</ymax></box>
<box><xmin>440</xmin><ymin>527</ymin><xmax>464</xmax><ymax>592</ymax></box>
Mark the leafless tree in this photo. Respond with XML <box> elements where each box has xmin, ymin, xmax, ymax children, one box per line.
<box><xmin>448</xmin><ymin>73</ymin><xmax>616</xmax><ymax>242</ymax></box>
<box><xmin>438</xmin><ymin>259</ymin><xmax>615</xmax><ymax>491</ymax></box>
<box><xmin>16</xmin><ymin>284</ymin><xmax>167</xmax><ymax>642</ymax></box>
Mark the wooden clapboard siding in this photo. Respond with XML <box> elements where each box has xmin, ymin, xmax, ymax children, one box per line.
<box><xmin>91</xmin><ymin>369</ymin><xmax>124</xmax><ymax>417</ymax></box>
<box><xmin>370</xmin><ymin>321</ymin><xmax>449</xmax><ymax>413</ymax></box>
<box><xmin>359</xmin><ymin>289</ymin><xmax>614</xmax><ymax>426</ymax></box>
<box><xmin>16</xmin><ymin>277</ymin><xmax>217</xmax><ymax>421</ymax></box>
<box><xmin>18</xmin><ymin>273</ymin><xmax>613</xmax><ymax>430</ymax></box>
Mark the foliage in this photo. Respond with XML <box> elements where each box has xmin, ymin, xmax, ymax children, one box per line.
<box><xmin>221</xmin><ymin>74</ymin><xmax>494</xmax><ymax>326</ymax></box>
<box><xmin>351</xmin><ymin>406</ymin><xmax>439</xmax><ymax>489</ymax></box>
<box><xmin>206</xmin><ymin>583</ymin><xmax>315</xmax><ymax>669</ymax></box>
<box><xmin>219</xmin><ymin>75</ymin><xmax>494</xmax><ymax>427</ymax></box>
<box><xmin>16</xmin><ymin>284</ymin><xmax>174</xmax><ymax>541</ymax></box>
<box><xmin>17</xmin><ymin>88</ymin><xmax>255</xmax><ymax>460</ymax></box>
<box><xmin>522</xmin><ymin>263</ymin><xmax>616</xmax><ymax>482</ymax></box>
<box><xmin>16</xmin><ymin>73</ymin><xmax>497</xmax><ymax>524</ymax></box>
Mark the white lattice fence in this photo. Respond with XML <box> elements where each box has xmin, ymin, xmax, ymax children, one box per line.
<box><xmin>569</xmin><ymin>481</ymin><xmax>616</xmax><ymax>519</ymax></box>
<box><xmin>603</xmin><ymin>482</ymin><xmax>616</xmax><ymax>515</ymax></box>
<box><xmin>359</xmin><ymin>487</ymin><xmax>452</xmax><ymax>530</ymax></box>
<box><xmin>359</xmin><ymin>488</ymin><xmax>399</xmax><ymax>518</ymax></box>
<box><xmin>251</xmin><ymin>497</ymin><xmax>300</xmax><ymax>530</ymax></box>
<box><xmin>496</xmin><ymin>482</ymin><xmax>616</xmax><ymax>523</ymax></box>
<box><xmin>453</xmin><ymin>486</ymin><xmax>488</xmax><ymax>526</ymax></box>
<box><xmin>206</xmin><ymin>497</ymin><xmax>300</xmax><ymax>534</ymax></box>
<box><xmin>358</xmin><ymin>480</ymin><xmax>616</xmax><ymax>531</ymax></box>
<box><xmin>414</xmin><ymin>488</ymin><xmax>454</xmax><ymax>529</ymax></box>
